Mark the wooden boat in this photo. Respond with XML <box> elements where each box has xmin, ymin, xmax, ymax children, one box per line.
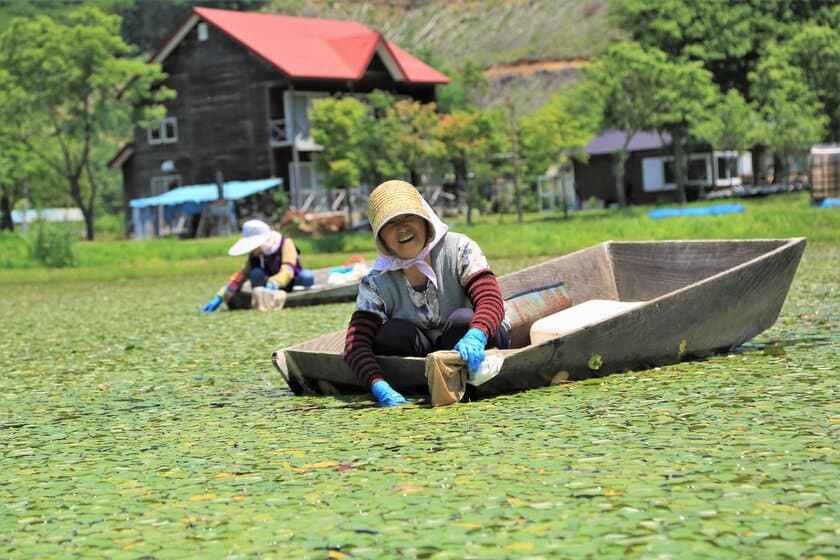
<box><xmin>273</xmin><ymin>238</ymin><xmax>806</xmax><ymax>398</ymax></box>
<box><xmin>283</xmin><ymin>266</ymin><xmax>362</xmax><ymax>308</ymax></box>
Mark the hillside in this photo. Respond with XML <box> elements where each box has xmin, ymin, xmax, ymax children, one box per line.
<box><xmin>265</xmin><ymin>0</ymin><xmax>619</xmax><ymax>114</ymax></box>
<box><xmin>0</xmin><ymin>0</ymin><xmax>616</xmax><ymax>115</ymax></box>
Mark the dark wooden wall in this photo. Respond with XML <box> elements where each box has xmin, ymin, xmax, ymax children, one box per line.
<box><xmin>573</xmin><ymin>148</ymin><xmax>673</xmax><ymax>206</ymax></box>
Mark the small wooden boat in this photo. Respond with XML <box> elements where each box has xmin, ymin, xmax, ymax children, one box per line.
<box><xmin>283</xmin><ymin>266</ymin><xmax>362</xmax><ymax>308</ymax></box>
<box><xmin>273</xmin><ymin>238</ymin><xmax>806</xmax><ymax>398</ymax></box>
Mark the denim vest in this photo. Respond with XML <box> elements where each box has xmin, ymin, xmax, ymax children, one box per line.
<box><xmin>369</xmin><ymin>232</ymin><xmax>472</xmax><ymax>341</ymax></box>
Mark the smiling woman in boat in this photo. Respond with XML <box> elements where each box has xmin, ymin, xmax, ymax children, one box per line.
<box><xmin>343</xmin><ymin>180</ymin><xmax>510</xmax><ymax>407</ymax></box>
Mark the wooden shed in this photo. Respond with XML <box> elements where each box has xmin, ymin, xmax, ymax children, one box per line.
<box><xmin>809</xmin><ymin>144</ymin><xmax>840</xmax><ymax>202</ymax></box>
<box><xmin>109</xmin><ymin>7</ymin><xmax>449</xmax><ymax>238</ymax></box>
<box><xmin>572</xmin><ymin>131</ymin><xmax>752</xmax><ymax>205</ymax></box>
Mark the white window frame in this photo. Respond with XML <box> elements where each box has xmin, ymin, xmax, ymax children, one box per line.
<box><xmin>283</xmin><ymin>91</ymin><xmax>328</xmax><ymax>147</ymax></box>
<box><xmin>197</xmin><ymin>22</ymin><xmax>209</xmax><ymax>42</ymax></box>
<box><xmin>642</xmin><ymin>154</ymin><xmax>712</xmax><ymax>192</ymax></box>
<box><xmin>150</xmin><ymin>174</ymin><xmax>181</xmax><ymax>195</ymax></box>
<box><xmin>147</xmin><ymin>117</ymin><xmax>178</xmax><ymax>145</ymax></box>
<box><xmin>712</xmin><ymin>150</ymin><xmax>744</xmax><ymax>187</ymax></box>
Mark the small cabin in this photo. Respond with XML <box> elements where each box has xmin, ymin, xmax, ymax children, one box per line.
<box><xmin>573</xmin><ymin>130</ymin><xmax>753</xmax><ymax>205</ymax></box>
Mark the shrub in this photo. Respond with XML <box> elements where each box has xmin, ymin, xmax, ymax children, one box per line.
<box><xmin>0</xmin><ymin>230</ymin><xmax>34</xmax><ymax>269</ymax></box>
<box><xmin>28</xmin><ymin>221</ymin><xmax>76</xmax><ymax>268</ymax></box>
<box><xmin>93</xmin><ymin>212</ymin><xmax>126</xmax><ymax>240</ymax></box>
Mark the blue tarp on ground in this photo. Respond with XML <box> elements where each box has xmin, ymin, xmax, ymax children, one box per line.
<box><xmin>816</xmin><ymin>197</ymin><xmax>840</xmax><ymax>208</ymax></box>
<box><xmin>649</xmin><ymin>203</ymin><xmax>746</xmax><ymax>219</ymax></box>
<box><xmin>129</xmin><ymin>178</ymin><xmax>282</xmax><ymax>208</ymax></box>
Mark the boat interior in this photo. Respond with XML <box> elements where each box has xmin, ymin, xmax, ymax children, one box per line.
<box><xmin>286</xmin><ymin>238</ymin><xmax>800</xmax><ymax>353</ymax></box>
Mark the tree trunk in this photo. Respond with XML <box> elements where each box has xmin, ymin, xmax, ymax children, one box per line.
<box><xmin>773</xmin><ymin>153</ymin><xmax>786</xmax><ymax>185</ymax></box>
<box><xmin>409</xmin><ymin>169</ymin><xmax>420</xmax><ymax>186</ymax></box>
<box><xmin>672</xmin><ymin>128</ymin><xmax>687</xmax><ymax>204</ymax></box>
<box><xmin>81</xmin><ymin>206</ymin><xmax>94</xmax><ymax>241</ymax></box>
<box><xmin>453</xmin><ymin>158</ymin><xmax>470</xmax><ymax>225</ymax></box>
<box><xmin>69</xmin><ymin>176</ymin><xmax>95</xmax><ymax>241</ymax></box>
<box><xmin>751</xmin><ymin>146</ymin><xmax>767</xmax><ymax>185</ymax></box>
<box><xmin>344</xmin><ymin>185</ymin><xmax>354</xmax><ymax>228</ymax></box>
<box><xmin>777</xmin><ymin>152</ymin><xmax>790</xmax><ymax>186</ymax></box>
<box><xmin>612</xmin><ymin>151</ymin><xmax>628</xmax><ymax>208</ymax></box>
<box><xmin>0</xmin><ymin>191</ymin><xmax>14</xmax><ymax>232</ymax></box>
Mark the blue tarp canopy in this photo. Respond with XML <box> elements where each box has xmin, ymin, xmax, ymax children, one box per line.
<box><xmin>129</xmin><ymin>178</ymin><xmax>282</xmax><ymax>208</ymax></box>
<box><xmin>129</xmin><ymin>178</ymin><xmax>282</xmax><ymax>240</ymax></box>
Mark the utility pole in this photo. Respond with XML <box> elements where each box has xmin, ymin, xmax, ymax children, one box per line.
<box><xmin>506</xmin><ymin>100</ymin><xmax>523</xmax><ymax>224</ymax></box>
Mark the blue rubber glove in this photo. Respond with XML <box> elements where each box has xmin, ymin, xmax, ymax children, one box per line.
<box><xmin>371</xmin><ymin>380</ymin><xmax>408</xmax><ymax>407</ymax></box>
<box><xmin>264</xmin><ymin>281</ymin><xmax>279</xmax><ymax>292</ymax></box>
<box><xmin>201</xmin><ymin>295</ymin><xmax>223</xmax><ymax>313</ymax></box>
<box><xmin>454</xmin><ymin>327</ymin><xmax>488</xmax><ymax>373</ymax></box>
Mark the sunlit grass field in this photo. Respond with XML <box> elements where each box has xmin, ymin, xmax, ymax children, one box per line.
<box><xmin>2</xmin><ymin>191</ymin><xmax>837</xmax><ymax>282</ymax></box>
<box><xmin>1</xmin><ymin>192</ymin><xmax>838</xmax><ymax>557</ymax></box>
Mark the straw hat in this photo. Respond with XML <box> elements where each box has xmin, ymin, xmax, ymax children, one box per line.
<box><xmin>228</xmin><ymin>219</ymin><xmax>272</xmax><ymax>256</ymax></box>
<box><xmin>368</xmin><ymin>180</ymin><xmax>434</xmax><ymax>254</ymax></box>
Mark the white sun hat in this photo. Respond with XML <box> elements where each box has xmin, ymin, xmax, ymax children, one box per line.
<box><xmin>228</xmin><ymin>219</ymin><xmax>272</xmax><ymax>256</ymax></box>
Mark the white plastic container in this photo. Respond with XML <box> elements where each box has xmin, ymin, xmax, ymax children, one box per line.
<box><xmin>529</xmin><ymin>299</ymin><xmax>646</xmax><ymax>345</ymax></box>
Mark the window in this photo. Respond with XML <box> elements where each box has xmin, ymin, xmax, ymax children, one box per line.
<box><xmin>687</xmin><ymin>158</ymin><xmax>708</xmax><ymax>183</ymax></box>
<box><xmin>197</xmin><ymin>22</ymin><xmax>209</xmax><ymax>41</ymax></box>
<box><xmin>663</xmin><ymin>156</ymin><xmax>710</xmax><ymax>185</ymax></box>
<box><xmin>644</xmin><ymin>154</ymin><xmax>716</xmax><ymax>192</ymax></box>
<box><xmin>663</xmin><ymin>160</ymin><xmax>676</xmax><ymax>185</ymax></box>
<box><xmin>150</xmin><ymin>174</ymin><xmax>180</xmax><ymax>195</ymax></box>
<box><xmin>716</xmin><ymin>155</ymin><xmax>739</xmax><ymax>180</ymax></box>
<box><xmin>283</xmin><ymin>91</ymin><xmax>327</xmax><ymax>147</ymax></box>
<box><xmin>147</xmin><ymin>117</ymin><xmax>178</xmax><ymax>145</ymax></box>
<box><xmin>270</xmin><ymin>118</ymin><xmax>287</xmax><ymax>144</ymax></box>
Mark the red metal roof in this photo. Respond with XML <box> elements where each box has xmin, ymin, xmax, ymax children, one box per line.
<box><xmin>152</xmin><ymin>7</ymin><xmax>448</xmax><ymax>84</ymax></box>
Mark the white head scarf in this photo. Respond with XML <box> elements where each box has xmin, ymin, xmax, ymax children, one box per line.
<box><xmin>256</xmin><ymin>230</ymin><xmax>282</xmax><ymax>268</ymax></box>
<box><xmin>372</xmin><ymin>197</ymin><xmax>449</xmax><ymax>288</ymax></box>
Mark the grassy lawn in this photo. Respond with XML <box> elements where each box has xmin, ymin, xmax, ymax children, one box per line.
<box><xmin>1</xmin><ymin>192</ymin><xmax>838</xmax><ymax>557</ymax></box>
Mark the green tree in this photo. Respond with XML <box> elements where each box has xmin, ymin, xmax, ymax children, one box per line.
<box><xmin>0</xmin><ymin>7</ymin><xmax>170</xmax><ymax>240</ymax></box>
<box><xmin>309</xmin><ymin>96</ymin><xmax>372</xmax><ymax>220</ymax></box>
<box><xmin>519</xmin><ymin>81</ymin><xmax>603</xmax><ymax>187</ymax></box>
<box><xmin>693</xmin><ymin>89</ymin><xmax>763</xmax><ymax>189</ymax></box>
<box><xmin>582</xmin><ymin>41</ymin><xmax>666</xmax><ymax>207</ymax></box>
<box><xmin>0</xmin><ymin>0</ymin><xmax>127</xmax><ymax>30</ymax></box>
<box><xmin>435</xmin><ymin>61</ymin><xmax>488</xmax><ymax>114</ymax></box>
<box><xmin>786</xmin><ymin>22</ymin><xmax>840</xmax><ymax>141</ymax></box>
<box><xmin>0</xmin><ymin>71</ymin><xmax>29</xmax><ymax>231</ymax></box>
<box><xmin>436</xmin><ymin>109</ymin><xmax>507</xmax><ymax>225</ymax></box>
<box><xmin>0</xmin><ymin>70</ymin><xmax>71</xmax><ymax>232</ymax></box>
<box><xmin>749</xmin><ymin>43</ymin><xmax>827</xmax><ymax>185</ymax></box>
<box><xmin>694</xmin><ymin>89</ymin><xmax>761</xmax><ymax>154</ymax></box>
<box><xmin>650</xmin><ymin>57</ymin><xmax>718</xmax><ymax>203</ymax></box>
<box><xmin>609</xmin><ymin>0</ymin><xmax>825</xmax><ymax>99</ymax></box>
<box><xmin>360</xmin><ymin>89</ymin><xmax>398</xmax><ymax>186</ymax></box>
<box><xmin>375</xmin><ymin>99</ymin><xmax>447</xmax><ymax>185</ymax></box>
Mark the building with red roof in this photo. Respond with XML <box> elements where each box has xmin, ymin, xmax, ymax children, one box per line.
<box><xmin>110</xmin><ymin>7</ymin><xmax>449</xmax><ymax>236</ymax></box>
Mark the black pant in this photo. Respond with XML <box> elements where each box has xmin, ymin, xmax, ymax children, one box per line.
<box><xmin>373</xmin><ymin>307</ymin><xmax>509</xmax><ymax>357</ymax></box>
